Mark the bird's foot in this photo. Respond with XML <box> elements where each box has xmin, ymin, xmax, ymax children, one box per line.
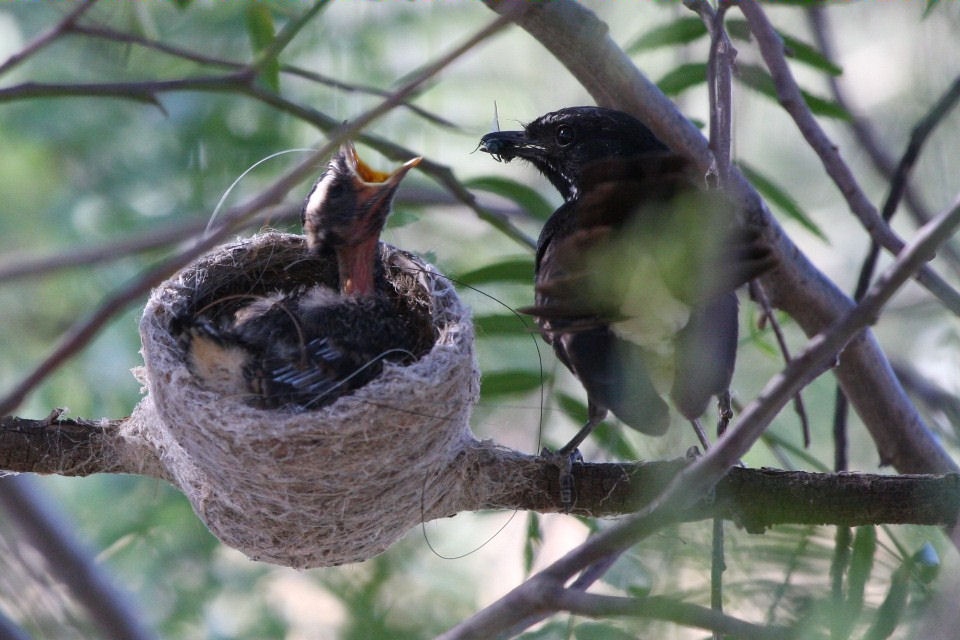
<box><xmin>539</xmin><ymin>447</ymin><xmax>584</xmax><ymax>513</ymax></box>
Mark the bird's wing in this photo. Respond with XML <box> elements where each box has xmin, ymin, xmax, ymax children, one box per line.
<box><xmin>559</xmin><ymin>326</ymin><xmax>671</xmax><ymax>435</ymax></box>
<box><xmin>572</xmin><ymin>154</ymin><xmax>775</xmax><ymax>306</ymax></box>
<box><xmin>530</xmin><ymin>211</ymin><xmax>672</xmax><ymax>435</ymax></box>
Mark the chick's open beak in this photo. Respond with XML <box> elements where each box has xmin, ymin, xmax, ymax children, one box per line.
<box><xmin>342</xmin><ymin>142</ymin><xmax>422</xmax><ymax>189</ymax></box>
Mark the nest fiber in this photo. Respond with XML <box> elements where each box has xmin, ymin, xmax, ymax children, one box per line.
<box><xmin>126</xmin><ymin>232</ymin><xmax>479</xmax><ymax>568</ymax></box>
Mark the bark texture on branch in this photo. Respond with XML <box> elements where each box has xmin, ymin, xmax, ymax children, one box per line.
<box><xmin>3</xmin><ymin>414</ymin><xmax>958</xmax><ymax>532</ymax></box>
<box><xmin>0</xmin><ymin>411</ymin><xmax>165</xmax><ymax>479</ymax></box>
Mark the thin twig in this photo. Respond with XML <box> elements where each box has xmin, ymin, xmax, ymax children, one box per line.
<box><xmin>0</xmin><ymin>187</ymin><xmax>526</xmax><ymax>285</ymax></box>
<box><xmin>553</xmin><ymin>591</ymin><xmax>797</xmax><ymax>640</ymax></box>
<box><xmin>66</xmin><ymin>22</ymin><xmax>459</xmax><ymax>129</ymax></box>
<box><xmin>0</xmin><ymin>204</ymin><xmax>299</xmax><ymax>284</ymax></box>
<box><xmin>738</xmin><ymin>0</ymin><xmax>960</xmax><ymax>317</ymax></box>
<box><xmin>0</xmin><ymin>0</ymin><xmax>99</xmax><ymax>76</ymax></box>
<box><xmin>280</xmin><ymin>65</ymin><xmax>460</xmax><ymax>129</ymax></box>
<box><xmin>852</xmin><ymin>74</ymin><xmax>960</xmax><ymax>303</ymax></box>
<box><xmin>319</xmin><ymin>12</ymin><xmax>513</xmax><ymax>147</ymax></box>
<box><xmin>750</xmin><ymin>281</ymin><xmax>810</xmax><ymax>446</ymax></box>
<box><xmin>689</xmin><ymin>0</ymin><xmax>736</xmax><ymax>184</ymax></box>
<box><xmin>0</xmin><ymin>73</ymin><xmax>252</xmax><ymax>109</ymax></box>
<box><xmin>690</xmin><ymin>4</ymin><xmax>736</xmax><ymax>635</ymax></box>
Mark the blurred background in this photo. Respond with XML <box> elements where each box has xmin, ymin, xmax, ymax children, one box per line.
<box><xmin>1</xmin><ymin>1</ymin><xmax>959</xmax><ymax>638</ymax></box>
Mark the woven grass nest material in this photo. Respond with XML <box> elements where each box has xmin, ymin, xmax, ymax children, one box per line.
<box><xmin>124</xmin><ymin>232</ymin><xmax>480</xmax><ymax>568</ymax></box>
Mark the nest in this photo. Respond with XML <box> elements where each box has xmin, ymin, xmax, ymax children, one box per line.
<box><xmin>122</xmin><ymin>232</ymin><xmax>480</xmax><ymax>568</ymax></box>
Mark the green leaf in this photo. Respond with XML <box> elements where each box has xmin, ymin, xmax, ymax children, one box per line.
<box><xmin>244</xmin><ymin>4</ymin><xmax>280</xmax><ymax>92</ymax></box>
<box><xmin>626</xmin><ymin>17</ymin><xmax>707</xmax><ymax>54</ymax></box>
<box><xmin>847</xmin><ymin>525</ymin><xmax>877</xmax><ymax>608</ymax></box>
<box><xmin>760</xmin><ymin>431</ymin><xmax>831</xmax><ymax>472</ymax></box>
<box><xmin>801</xmin><ymin>91</ymin><xmax>851</xmax><ymax>120</ymax></box>
<box><xmin>781</xmin><ymin>32</ymin><xmax>842</xmax><ymax>76</ymax></box>
<box><xmin>464</xmin><ymin>176</ymin><xmax>554</xmax><ymax>220</ymax></box>
<box><xmin>727</xmin><ymin>19</ymin><xmax>842</xmax><ymax>76</ymax></box>
<box><xmin>474</xmin><ymin>313</ymin><xmax>535</xmax><ymax>337</ymax></box>
<box><xmin>738</xmin><ymin>162</ymin><xmax>828</xmax><ymax>242</ymax></box>
<box><xmin>385</xmin><ymin>208</ymin><xmax>419</xmax><ymax>229</ymax></box>
<box><xmin>555</xmin><ymin>392</ymin><xmax>590</xmax><ymax>424</ymax></box>
<box><xmin>601</xmin><ymin>551</ymin><xmax>653</xmax><ymax>596</ymax></box>
<box><xmin>573</xmin><ymin>622</ymin><xmax>638</xmax><ymax>640</ymax></box>
<box><xmin>656</xmin><ymin>62</ymin><xmax>707</xmax><ymax>96</ymax></box>
<box><xmin>481</xmin><ymin>370</ymin><xmax>546</xmax><ymax>397</ymax></box>
<box><xmin>726</xmin><ymin>18</ymin><xmax>752</xmax><ymax>41</ymax></box>
<box><xmin>737</xmin><ymin>63</ymin><xmax>850</xmax><ymax>120</ymax></box>
<box><xmin>863</xmin><ymin>562</ymin><xmax>910</xmax><ymax>640</ymax></box>
<box><xmin>523</xmin><ymin>513</ymin><xmax>542</xmax><ymax>575</ymax></box>
<box><xmin>455</xmin><ymin>257</ymin><xmax>534</xmax><ymax>286</ymax></box>
<box><xmin>517</xmin><ymin>621</ymin><xmax>568</xmax><ymax>639</ymax></box>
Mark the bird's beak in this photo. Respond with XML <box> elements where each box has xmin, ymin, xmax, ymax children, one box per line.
<box><xmin>341</xmin><ymin>141</ymin><xmax>422</xmax><ymax>189</ymax></box>
<box><xmin>478</xmin><ymin>130</ymin><xmax>536</xmax><ymax>163</ymax></box>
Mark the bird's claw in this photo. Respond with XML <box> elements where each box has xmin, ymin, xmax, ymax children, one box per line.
<box><xmin>540</xmin><ymin>447</ymin><xmax>583</xmax><ymax>512</ymax></box>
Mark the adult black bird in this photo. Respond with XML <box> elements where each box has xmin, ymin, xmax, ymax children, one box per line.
<box><xmin>479</xmin><ymin>106</ymin><xmax>772</xmax><ymax>456</ymax></box>
<box><xmin>180</xmin><ymin>143</ymin><xmax>433</xmax><ymax>410</ymax></box>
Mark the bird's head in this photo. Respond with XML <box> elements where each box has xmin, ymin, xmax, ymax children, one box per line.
<box><xmin>302</xmin><ymin>143</ymin><xmax>421</xmax><ymax>295</ymax></box>
<box><xmin>479</xmin><ymin>106</ymin><xmax>667</xmax><ymax>202</ymax></box>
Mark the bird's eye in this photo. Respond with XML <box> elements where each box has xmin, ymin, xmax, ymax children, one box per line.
<box><xmin>555</xmin><ymin>124</ymin><xmax>575</xmax><ymax>147</ymax></box>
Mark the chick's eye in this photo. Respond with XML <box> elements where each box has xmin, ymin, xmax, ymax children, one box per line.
<box><xmin>555</xmin><ymin>124</ymin><xmax>575</xmax><ymax>147</ymax></box>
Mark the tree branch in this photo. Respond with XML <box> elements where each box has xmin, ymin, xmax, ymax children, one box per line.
<box><xmin>66</xmin><ymin>21</ymin><xmax>459</xmax><ymax>129</ymax></box>
<box><xmin>4</xmin><ymin>418</ymin><xmax>957</xmax><ymax>529</ymax></box>
<box><xmin>0</xmin><ymin>0</ymin><xmax>99</xmax><ymax>77</ymax></box>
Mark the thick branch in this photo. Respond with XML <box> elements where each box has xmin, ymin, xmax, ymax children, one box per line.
<box><xmin>3</xmin><ymin>419</ymin><xmax>957</xmax><ymax>529</ymax></box>
<box><xmin>0</xmin><ymin>412</ymin><xmax>163</xmax><ymax>478</ymax></box>
<box><xmin>453</xmin><ymin>445</ymin><xmax>960</xmax><ymax>528</ymax></box>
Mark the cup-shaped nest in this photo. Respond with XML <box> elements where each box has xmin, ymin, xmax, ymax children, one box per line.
<box><xmin>125</xmin><ymin>232</ymin><xmax>479</xmax><ymax>568</ymax></box>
